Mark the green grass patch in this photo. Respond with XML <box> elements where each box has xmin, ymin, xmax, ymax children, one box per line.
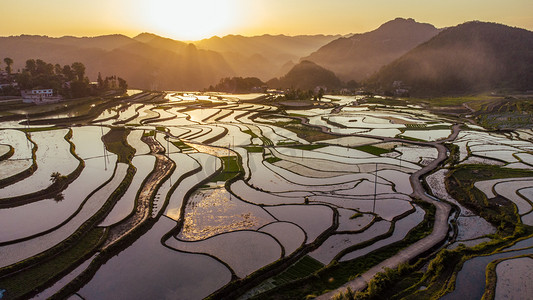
<box><xmin>102</xmin><ymin>127</ymin><xmax>135</xmax><ymax>163</ymax></box>
<box><xmin>408</xmin><ymin>95</ymin><xmax>496</xmax><ymax>107</ymax></box>
<box><xmin>447</xmin><ymin>164</ymin><xmax>533</xmax><ymax>235</ymax></box>
<box><xmin>244</xmin><ymin>146</ymin><xmax>264</xmax><ymax>153</ymax></box>
<box><xmin>171</xmin><ymin>140</ymin><xmax>195</xmax><ymax>152</ymax></box>
<box><xmin>349</xmin><ymin>212</ymin><xmax>363</xmax><ymax>220</ymax></box>
<box><xmin>243</xmin><ymin>129</ymin><xmax>259</xmax><ymax>139</ymax></box>
<box><xmin>404</xmin><ymin>124</ymin><xmax>451</xmax><ymax>131</ymax></box>
<box><xmin>284</xmin><ymin>144</ymin><xmax>327</xmax><ymax>150</ymax></box>
<box><xmin>271</xmin><ymin>256</ymin><xmax>324</xmax><ymax>286</ymax></box>
<box><xmin>142</xmin><ymin>130</ymin><xmax>155</xmax><ymax>137</ymax></box>
<box><xmin>265</xmin><ymin>157</ymin><xmax>282</xmax><ymax>164</ymax></box>
<box><xmin>355</xmin><ymin>145</ymin><xmax>391</xmax><ymax>156</ymax></box>
<box><xmin>210</xmin><ymin>156</ymin><xmax>240</xmax><ymax>182</ymax></box>
<box><xmin>0</xmin><ymin>228</ymin><xmax>106</xmax><ymax>300</ymax></box>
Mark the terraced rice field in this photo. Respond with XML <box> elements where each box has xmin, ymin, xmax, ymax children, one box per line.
<box><xmin>0</xmin><ymin>92</ymin><xmax>532</xmax><ymax>300</ymax></box>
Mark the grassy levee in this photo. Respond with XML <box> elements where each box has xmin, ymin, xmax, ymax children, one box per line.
<box><xmin>331</xmin><ymin>205</ymin><xmax>418</xmax><ymax>262</ymax></box>
<box><xmin>270</xmin><ymin>256</ymin><xmax>325</xmax><ymax>286</ymax></box>
<box><xmin>0</xmin><ymin>145</ymin><xmax>14</xmax><ymax>161</ymax></box>
<box><xmin>250</xmin><ymin>201</ymin><xmax>435</xmax><ymax>300</ymax></box>
<box><xmin>214</xmin><ymin>110</ymin><xmax>234</xmax><ymax>122</ymax></box>
<box><xmin>141</xmin><ymin>107</ymin><xmax>176</xmax><ymax>124</ymax></box>
<box><xmin>323</xmin><ymin>116</ymin><xmax>349</xmax><ymax>129</ymax></box>
<box><xmin>50</xmin><ymin>152</ymin><xmax>198</xmax><ymax>300</ymax></box>
<box><xmin>0</xmin><ymin>125</ymin><xmax>137</xmax><ymax>299</ymax></box>
<box><xmin>0</xmin><ymin>129</ymin><xmax>86</xmax><ymax>209</ymax></box>
<box><xmin>0</xmin><ymin>228</ymin><xmax>107</xmax><ymax>300</ymax></box>
<box><xmin>0</xmin><ymin>132</ymin><xmax>37</xmax><ymax>189</ymax></box>
<box><xmin>446</xmin><ymin>164</ymin><xmax>533</xmax><ymax>234</ymax></box>
<box><xmin>482</xmin><ymin>253</ymin><xmax>533</xmax><ymax>300</ymax></box>
<box><xmin>203</xmin><ymin>126</ymin><xmax>229</xmax><ymax>144</ymax></box>
<box><xmin>0</xmin><ymin>162</ymin><xmax>136</xmax><ymax>300</ymax></box>
<box><xmin>355</xmin><ymin>145</ymin><xmax>391</xmax><ymax>156</ymax></box>
<box><xmin>254</xmin><ymin>113</ymin><xmax>341</xmax><ymax>142</ymax></box>
<box><xmin>395</xmin><ymin>226</ymin><xmax>533</xmax><ymax>300</ymax></box>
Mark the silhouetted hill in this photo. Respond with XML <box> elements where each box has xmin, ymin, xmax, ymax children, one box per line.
<box><xmin>194</xmin><ymin>34</ymin><xmax>340</xmax><ymax>80</ymax></box>
<box><xmin>303</xmin><ymin>18</ymin><xmax>440</xmax><ymax>82</ymax></box>
<box><xmin>267</xmin><ymin>60</ymin><xmax>341</xmax><ymax>90</ymax></box>
<box><xmin>368</xmin><ymin>21</ymin><xmax>533</xmax><ymax>96</ymax></box>
<box><xmin>0</xmin><ymin>34</ymin><xmax>235</xmax><ymax>90</ymax></box>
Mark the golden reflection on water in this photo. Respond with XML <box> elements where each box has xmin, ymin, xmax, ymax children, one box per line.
<box><xmin>187</xmin><ymin>143</ymin><xmax>236</xmax><ymax>157</ymax></box>
<box><xmin>179</xmin><ymin>188</ymin><xmax>270</xmax><ymax>241</ymax></box>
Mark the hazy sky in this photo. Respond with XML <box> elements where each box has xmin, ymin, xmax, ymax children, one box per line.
<box><xmin>2</xmin><ymin>0</ymin><xmax>532</xmax><ymax>40</ymax></box>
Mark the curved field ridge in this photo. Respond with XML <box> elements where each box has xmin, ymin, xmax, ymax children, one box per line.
<box><xmin>99</xmin><ymin>155</ymin><xmax>156</xmax><ymax>227</ymax></box>
<box><xmin>265</xmin><ymin>204</ymin><xmax>334</xmax><ymax>243</ymax></box>
<box><xmin>79</xmin><ymin>217</ymin><xmax>231</xmax><ymax>300</ymax></box>
<box><xmin>0</xmin><ymin>155</ymin><xmax>117</xmax><ymax>243</ymax></box>
<box><xmin>0</xmin><ymin>129</ymin><xmax>79</xmax><ymax>198</ymax></box>
<box><xmin>310</xmin><ymin>220</ymin><xmax>391</xmax><ymax>264</ymax></box>
<box><xmin>259</xmin><ymin>222</ymin><xmax>306</xmax><ymax>255</ymax></box>
<box><xmin>340</xmin><ymin>206</ymin><xmax>425</xmax><ymax>262</ymax></box>
<box><xmin>0</xmin><ymin>163</ymin><xmax>128</xmax><ymax>268</ymax></box>
<box><xmin>166</xmin><ymin>230</ymin><xmax>282</xmax><ymax>278</ymax></box>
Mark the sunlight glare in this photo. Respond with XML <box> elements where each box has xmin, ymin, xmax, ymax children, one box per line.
<box><xmin>143</xmin><ymin>0</ymin><xmax>237</xmax><ymax>40</ymax></box>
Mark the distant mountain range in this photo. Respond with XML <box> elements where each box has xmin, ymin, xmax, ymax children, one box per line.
<box><xmin>193</xmin><ymin>34</ymin><xmax>340</xmax><ymax>80</ymax></box>
<box><xmin>1</xmin><ymin>18</ymin><xmax>532</xmax><ymax>95</ymax></box>
<box><xmin>303</xmin><ymin>18</ymin><xmax>440</xmax><ymax>82</ymax></box>
<box><xmin>0</xmin><ymin>33</ymin><xmax>338</xmax><ymax>90</ymax></box>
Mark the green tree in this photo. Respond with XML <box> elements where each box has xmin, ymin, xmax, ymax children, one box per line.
<box><xmin>97</xmin><ymin>72</ymin><xmax>104</xmax><ymax>89</ymax></box>
<box><xmin>118</xmin><ymin>77</ymin><xmax>128</xmax><ymax>90</ymax></box>
<box><xmin>16</xmin><ymin>71</ymin><xmax>32</xmax><ymax>89</ymax></box>
<box><xmin>318</xmin><ymin>87</ymin><xmax>324</xmax><ymax>101</ymax></box>
<box><xmin>3</xmin><ymin>57</ymin><xmax>13</xmax><ymax>75</ymax></box>
<box><xmin>71</xmin><ymin>62</ymin><xmax>85</xmax><ymax>81</ymax></box>
<box><xmin>54</xmin><ymin>64</ymin><xmax>62</xmax><ymax>76</ymax></box>
<box><xmin>62</xmin><ymin>65</ymin><xmax>75</xmax><ymax>81</ymax></box>
<box><xmin>25</xmin><ymin>59</ymin><xmax>36</xmax><ymax>75</ymax></box>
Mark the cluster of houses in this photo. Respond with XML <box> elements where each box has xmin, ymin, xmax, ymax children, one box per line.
<box><xmin>1</xmin><ymin>71</ymin><xmax>62</xmax><ymax>105</ymax></box>
<box><xmin>20</xmin><ymin>88</ymin><xmax>63</xmax><ymax>104</ymax></box>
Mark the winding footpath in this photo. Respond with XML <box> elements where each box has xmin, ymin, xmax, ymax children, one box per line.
<box><xmin>316</xmin><ymin>124</ymin><xmax>460</xmax><ymax>299</ymax></box>
<box><xmin>102</xmin><ymin>135</ymin><xmax>175</xmax><ymax>248</ymax></box>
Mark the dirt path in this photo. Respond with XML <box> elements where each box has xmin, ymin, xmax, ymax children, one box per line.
<box><xmin>316</xmin><ymin>124</ymin><xmax>460</xmax><ymax>299</ymax></box>
<box><xmin>102</xmin><ymin>136</ymin><xmax>174</xmax><ymax>248</ymax></box>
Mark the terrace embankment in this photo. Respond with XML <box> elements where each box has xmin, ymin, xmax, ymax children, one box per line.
<box><xmin>317</xmin><ymin>124</ymin><xmax>460</xmax><ymax>299</ymax></box>
<box><xmin>102</xmin><ymin>135</ymin><xmax>174</xmax><ymax>248</ymax></box>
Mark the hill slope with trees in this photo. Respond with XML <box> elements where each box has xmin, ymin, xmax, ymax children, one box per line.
<box><xmin>367</xmin><ymin>21</ymin><xmax>533</xmax><ymax>96</ymax></box>
<box><xmin>303</xmin><ymin>18</ymin><xmax>440</xmax><ymax>82</ymax></box>
<box><xmin>267</xmin><ymin>60</ymin><xmax>342</xmax><ymax>90</ymax></box>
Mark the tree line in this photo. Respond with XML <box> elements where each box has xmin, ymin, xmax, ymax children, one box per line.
<box><xmin>1</xmin><ymin>58</ymin><xmax>127</xmax><ymax>99</ymax></box>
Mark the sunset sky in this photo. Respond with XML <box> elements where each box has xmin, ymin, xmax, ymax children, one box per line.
<box><xmin>2</xmin><ymin>0</ymin><xmax>533</xmax><ymax>40</ymax></box>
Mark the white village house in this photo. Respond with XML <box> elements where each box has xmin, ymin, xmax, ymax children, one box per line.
<box><xmin>21</xmin><ymin>88</ymin><xmax>62</xmax><ymax>104</ymax></box>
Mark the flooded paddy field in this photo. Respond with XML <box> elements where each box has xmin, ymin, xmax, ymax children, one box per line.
<box><xmin>0</xmin><ymin>92</ymin><xmax>532</xmax><ymax>300</ymax></box>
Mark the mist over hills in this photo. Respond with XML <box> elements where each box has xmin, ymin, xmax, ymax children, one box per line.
<box><xmin>1</xmin><ymin>18</ymin><xmax>532</xmax><ymax>95</ymax></box>
<box><xmin>0</xmin><ymin>34</ymin><xmax>233</xmax><ymax>90</ymax></box>
<box><xmin>193</xmin><ymin>34</ymin><xmax>340</xmax><ymax>80</ymax></box>
<box><xmin>303</xmin><ymin>18</ymin><xmax>440</xmax><ymax>82</ymax></box>
<box><xmin>368</xmin><ymin>21</ymin><xmax>533</xmax><ymax>96</ymax></box>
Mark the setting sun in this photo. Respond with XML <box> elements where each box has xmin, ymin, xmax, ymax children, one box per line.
<box><xmin>141</xmin><ymin>0</ymin><xmax>238</xmax><ymax>40</ymax></box>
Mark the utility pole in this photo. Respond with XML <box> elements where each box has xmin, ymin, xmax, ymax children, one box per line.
<box><xmin>373</xmin><ymin>163</ymin><xmax>378</xmax><ymax>213</ymax></box>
